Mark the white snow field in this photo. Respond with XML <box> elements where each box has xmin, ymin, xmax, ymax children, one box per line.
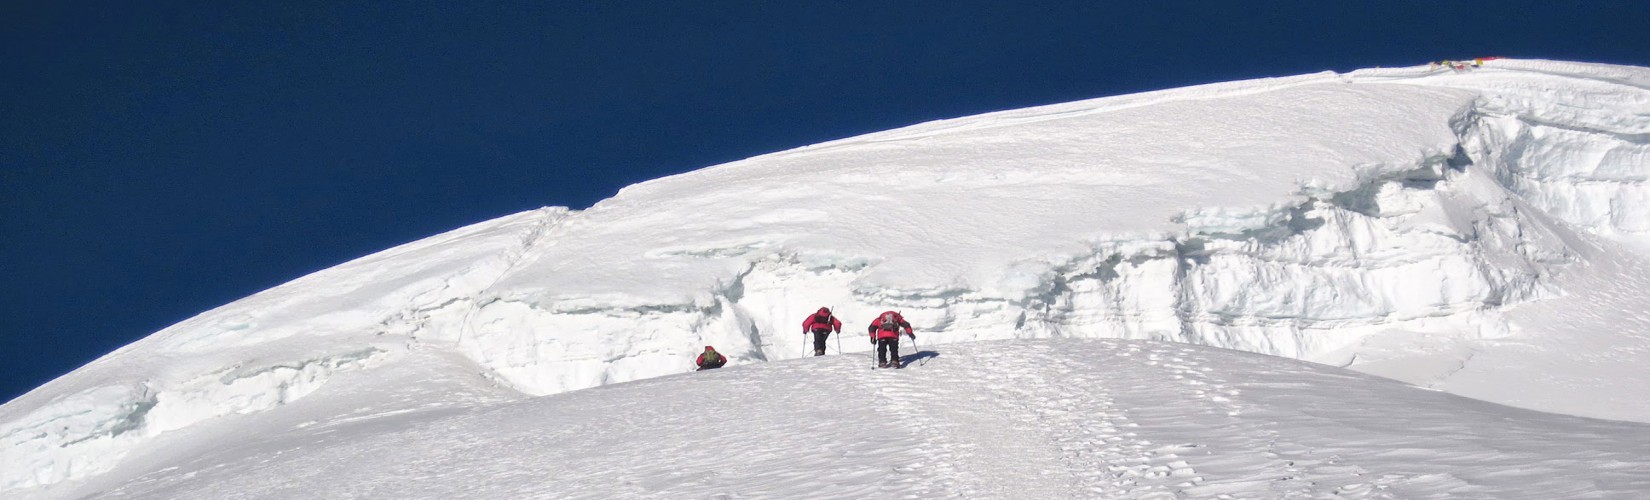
<box><xmin>5</xmin><ymin>58</ymin><xmax>1650</xmax><ymax>498</ymax></box>
<box><xmin>66</xmin><ymin>341</ymin><xmax>1650</xmax><ymax>499</ymax></box>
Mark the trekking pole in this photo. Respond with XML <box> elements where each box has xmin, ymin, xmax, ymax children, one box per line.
<box><xmin>870</xmin><ymin>336</ymin><xmax>879</xmax><ymax>370</ymax></box>
<box><xmin>831</xmin><ymin>306</ymin><xmax>842</xmax><ymax>355</ymax></box>
<box><xmin>911</xmin><ymin>332</ymin><xmax>929</xmax><ymax>367</ymax></box>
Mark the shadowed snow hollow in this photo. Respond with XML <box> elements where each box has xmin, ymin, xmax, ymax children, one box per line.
<box><xmin>5</xmin><ymin>59</ymin><xmax>1650</xmax><ymax>497</ymax></box>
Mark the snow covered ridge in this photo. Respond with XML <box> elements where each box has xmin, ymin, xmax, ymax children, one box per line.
<box><xmin>5</xmin><ymin>59</ymin><xmax>1650</xmax><ymax>495</ymax></box>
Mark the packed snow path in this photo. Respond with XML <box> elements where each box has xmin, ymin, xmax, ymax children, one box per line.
<box><xmin>90</xmin><ymin>340</ymin><xmax>1650</xmax><ymax>499</ymax></box>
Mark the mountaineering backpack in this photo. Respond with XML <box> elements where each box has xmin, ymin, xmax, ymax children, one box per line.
<box><xmin>880</xmin><ymin>312</ymin><xmax>899</xmax><ymax>331</ymax></box>
<box><xmin>702</xmin><ymin>351</ymin><xmax>722</xmax><ymax>365</ymax></box>
<box><xmin>812</xmin><ymin>315</ymin><xmax>832</xmax><ymax>332</ymax></box>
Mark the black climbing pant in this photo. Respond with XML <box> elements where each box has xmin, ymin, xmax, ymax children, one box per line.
<box><xmin>812</xmin><ymin>330</ymin><xmax>832</xmax><ymax>354</ymax></box>
<box><xmin>876</xmin><ymin>337</ymin><xmax>901</xmax><ymax>365</ymax></box>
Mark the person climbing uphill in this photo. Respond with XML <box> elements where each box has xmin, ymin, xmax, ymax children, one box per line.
<box><xmin>802</xmin><ymin>307</ymin><xmax>842</xmax><ymax>356</ymax></box>
<box><xmin>867</xmin><ymin>310</ymin><xmax>913</xmax><ymax>368</ymax></box>
<box><xmin>696</xmin><ymin>346</ymin><xmax>728</xmax><ymax>371</ymax></box>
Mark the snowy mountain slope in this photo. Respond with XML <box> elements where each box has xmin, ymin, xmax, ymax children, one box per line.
<box><xmin>5</xmin><ymin>59</ymin><xmax>1650</xmax><ymax>496</ymax></box>
<box><xmin>74</xmin><ymin>340</ymin><xmax>1650</xmax><ymax>499</ymax></box>
<box><xmin>464</xmin><ymin>59</ymin><xmax>1650</xmax><ymax>412</ymax></box>
<box><xmin>0</xmin><ymin>208</ymin><xmax>563</xmax><ymax>492</ymax></box>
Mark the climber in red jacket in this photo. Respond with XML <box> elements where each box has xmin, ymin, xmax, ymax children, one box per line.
<box><xmin>695</xmin><ymin>346</ymin><xmax>728</xmax><ymax>371</ymax></box>
<box><xmin>802</xmin><ymin>307</ymin><xmax>842</xmax><ymax>356</ymax></box>
<box><xmin>867</xmin><ymin>310</ymin><xmax>913</xmax><ymax>368</ymax></box>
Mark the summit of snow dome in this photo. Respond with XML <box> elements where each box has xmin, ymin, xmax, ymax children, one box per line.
<box><xmin>496</xmin><ymin>70</ymin><xmax>1475</xmax><ymax>301</ymax></box>
<box><xmin>6</xmin><ymin>58</ymin><xmax>1650</xmax><ymax>497</ymax></box>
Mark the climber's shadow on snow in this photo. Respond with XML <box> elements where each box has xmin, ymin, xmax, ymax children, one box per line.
<box><xmin>901</xmin><ymin>350</ymin><xmax>939</xmax><ymax>366</ymax></box>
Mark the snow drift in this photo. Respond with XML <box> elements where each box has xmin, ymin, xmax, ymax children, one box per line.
<box><xmin>5</xmin><ymin>59</ymin><xmax>1650</xmax><ymax>496</ymax></box>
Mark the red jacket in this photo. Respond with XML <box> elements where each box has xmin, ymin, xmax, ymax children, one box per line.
<box><xmin>803</xmin><ymin>307</ymin><xmax>842</xmax><ymax>334</ymax></box>
<box><xmin>867</xmin><ymin>311</ymin><xmax>912</xmax><ymax>340</ymax></box>
<box><xmin>696</xmin><ymin>349</ymin><xmax>727</xmax><ymax>368</ymax></box>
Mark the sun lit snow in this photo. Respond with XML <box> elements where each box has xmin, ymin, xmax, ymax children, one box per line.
<box><xmin>5</xmin><ymin>59</ymin><xmax>1650</xmax><ymax>498</ymax></box>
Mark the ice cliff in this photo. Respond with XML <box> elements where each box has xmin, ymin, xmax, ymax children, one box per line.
<box><xmin>4</xmin><ymin>59</ymin><xmax>1649</xmax><ymax>494</ymax></box>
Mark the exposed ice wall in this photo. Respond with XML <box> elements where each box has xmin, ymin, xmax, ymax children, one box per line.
<box><xmin>1476</xmin><ymin>115</ymin><xmax>1650</xmax><ymax>234</ymax></box>
<box><xmin>1397</xmin><ymin>59</ymin><xmax>1650</xmax><ymax>236</ymax></box>
<box><xmin>463</xmin><ymin>131</ymin><xmax>1583</xmax><ymax>397</ymax></box>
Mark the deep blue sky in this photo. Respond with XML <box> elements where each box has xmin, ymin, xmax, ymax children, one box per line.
<box><xmin>4</xmin><ymin>2</ymin><xmax>1648</xmax><ymax>402</ymax></box>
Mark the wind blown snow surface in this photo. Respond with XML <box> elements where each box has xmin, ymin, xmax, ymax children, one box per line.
<box><xmin>5</xmin><ymin>59</ymin><xmax>1650</xmax><ymax>498</ymax></box>
<box><xmin>65</xmin><ymin>341</ymin><xmax>1650</xmax><ymax>499</ymax></box>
